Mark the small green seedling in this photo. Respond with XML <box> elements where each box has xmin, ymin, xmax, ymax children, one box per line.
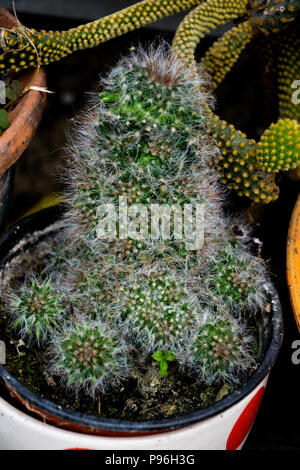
<box><xmin>152</xmin><ymin>351</ymin><xmax>177</xmax><ymax>377</ymax></box>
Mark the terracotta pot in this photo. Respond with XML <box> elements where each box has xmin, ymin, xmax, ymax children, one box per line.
<box><xmin>0</xmin><ymin>207</ymin><xmax>283</xmax><ymax>450</ymax></box>
<box><xmin>0</xmin><ymin>6</ymin><xmax>46</xmax><ymax>227</ymax></box>
<box><xmin>287</xmin><ymin>192</ymin><xmax>300</xmax><ymax>333</ymax></box>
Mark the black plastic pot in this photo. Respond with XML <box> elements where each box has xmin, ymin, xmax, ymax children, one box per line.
<box><xmin>0</xmin><ymin>206</ymin><xmax>283</xmax><ymax>439</ymax></box>
<box><xmin>0</xmin><ymin>165</ymin><xmax>15</xmax><ymax>231</ymax></box>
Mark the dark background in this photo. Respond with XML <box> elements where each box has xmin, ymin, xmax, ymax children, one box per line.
<box><xmin>1</xmin><ymin>1</ymin><xmax>300</xmax><ymax>450</ymax></box>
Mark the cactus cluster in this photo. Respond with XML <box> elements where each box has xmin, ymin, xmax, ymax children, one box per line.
<box><xmin>209</xmin><ymin>251</ymin><xmax>262</xmax><ymax>308</ymax></box>
<box><xmin>122</xmin><ymin>273</ymin><xmax>196</xmax><ymax>349</ymax></box>
<box><xmin>4</xmin><ymin>46</ymin><xmax>269</xmax><ymax>404</ymax></box>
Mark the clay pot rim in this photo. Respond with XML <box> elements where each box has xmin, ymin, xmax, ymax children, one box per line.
<box><xmin>286</xmin><ymin>192</ymin><xmax>300</xmax><ymax>333</ymax></box>
<box><xmin>0</xmin><ymin>6</ymin><xmax>46</xmax><ymax>177</ymax></box>
<box><xmin>0</xmin><ymin>206</ymin><xmax>283</xmax><ymax>436</ymax></box>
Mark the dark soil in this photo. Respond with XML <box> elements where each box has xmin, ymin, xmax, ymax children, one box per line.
<box><xmin>0</xmin><ymin>320</ymin><xmax>234</xmax><ymax>421</ymax></box>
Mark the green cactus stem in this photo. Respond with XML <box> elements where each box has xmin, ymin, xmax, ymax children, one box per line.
<box><xmin>171</xmin><ymin>0</ymin><xmax>300</xmax><ymax>200</ymax></box>
<box><xmin>0</xmin><ymin>0</ymin><xmax>202</xmax><ymax>74</ymax></box>
<box><xmin>200</xmin><ymin>20</ymin><xmax>254</xmax><ymax>91</ymax></box>
<box><xmin>122</xmin><ymin>274</ymin><xmax>197</xmax><ymax>350</ymax></box>
<box><xmin>172</xmin><ymin>0</ymin><xmax>249</xmax><ymax>66</ymax></box>
<box><xmin>205</xmin><ymin>108</ymin><xmax>279</xmax><ymax>203</ymax></box>
<box><xmin>276</xmin><ymin>21</ymin><xmax>300</xmax><ymax>122</ymax></box>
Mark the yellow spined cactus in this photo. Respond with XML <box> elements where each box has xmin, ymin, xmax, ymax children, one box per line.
<box><xmin>200</xmin><ymin>20</ymin><xmax>254</xmax><ymax>90</ymax></box>
<box><xmin>1</xmin><ymin>0</ymin><xmax>299</xmax><ymax>203</ymax></box>
<box><xmin>171</xmin><ymin>0</ymin><xmax>300</xmax><ymax>202</ymax></box>
<box><xmin>257</xmin><ymin>119</ymin><xmax>300</xmax><ymax>172</ymax></box>
<box><xmin>276</xmin><ymin>22</ymin><xmax>300</xmax><ymax>122</ymax></box>
<box><xmin>172</xmin><ymin>0</ymin><xmax>249</xmax><ymax>66</ymax></box>
<box><xmin>205</xmin><ymin>108</ymin><xmax>279</xmax><ymax>203</ymax></box>
<box><xmin>0</xmin><ymin>0</ymin><xmax>202</xmax><ymax>73</ymax></box>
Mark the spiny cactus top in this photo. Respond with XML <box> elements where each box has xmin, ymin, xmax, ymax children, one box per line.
<box><xmin>5</xmin><ymin>45</ymin><xmax>269</xmax><ymax>401</ymax></box>
<box><xmin>9</xmin><ymin>278</ymin><xmax>65</xmax><ymax>345</ymax></box>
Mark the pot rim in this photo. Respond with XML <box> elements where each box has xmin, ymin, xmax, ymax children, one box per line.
<box><xmin>0</xmin><ymin>206</ymin><xmax>284</xmax><ymax>434</ymax></box>
<box><xmin>0</xmin><ymin>6</ymin><xmax>47</xmax><ymax>177</ymax></box>
<box><xmin>286</xmin><ymin>192</ymin><xmax>300</xmax><ymax>333</ymax></box>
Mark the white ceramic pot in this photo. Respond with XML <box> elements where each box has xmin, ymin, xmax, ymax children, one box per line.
<box><xmin>0</xmin><ymin>376</ymin><xmax>269</xmax><ymax>450</ymax></box>
<box><xmin>0</xmin><ymin>207</ymin><xmax>283</xmax><ymax>450</ymax></box>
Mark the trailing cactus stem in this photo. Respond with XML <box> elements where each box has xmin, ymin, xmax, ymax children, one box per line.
<box><xmin>0</xmin><ymin>0</ymin><xmax>203</xmax><ymax>73</ymax></box>
<box><xmin>276</xmin><ymin>22</ymin><xmax>300</xmax><ymax>122</ymax></box>
<box><xmin>204</xmin><ymin>106</ymin><xmax>279</xmax><ymax>203</ymax></box>
<box><xmin>172</xmin><ymin>0</ymin><xmax>249</xmax><ymax>66</ymax></box>
<box><xmin>200</xmin><ymin>20</ymin><xmax>254</xmax><ymax>90</ymax></box>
